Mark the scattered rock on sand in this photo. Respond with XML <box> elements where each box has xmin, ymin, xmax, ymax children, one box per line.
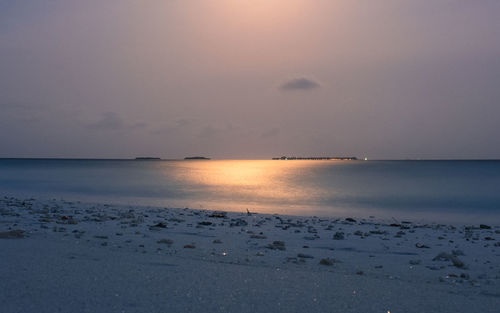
<box><xmin>479</xmin><ymin>224</ymin><xmax>491</xmax><ymax>229</ymax></box>
<box><xmin>208</xmin><ymin>212</ymin><xmax>227</xmax><ymax>218</ymax></box>
<box><xmin>0</xmin><ymin>229</ymin><xmax>25</xmax><ymax>239</ymax></box>
<box><xmin>230</xmin><ymin>218</ymin><xmax>248</xmax><ymax>227</ymax></box>
<box><xmin>303</xmin><ymin>235</ymin><xmax>319</xmax><ymax>240</ymax></box>
<box><xmin>168</xmin><ymin>218</ymin><xmax>185</xmax><ymax>223</ymax></box>
<box><xmin>433</xmin><ymin>252</ymin><xmax>465</xmax><ymax>268</ymax></box>
<box><xmin>183</xmin><ymin>244</ymin><xmax>196</xmax><ymax>249</ymax></box>
<box><xmin>416</xmin><ymin>243</ymin><xmax>430</xmax><ymax>249</ymax></box>
<box><xmin>370</xmin><ymin>230</ymin><xmax>388</xmax><ymax>235</ymax></box>
<box><xmin>297</xmin><ymin>253</ymin><xmax>314</xmax><ymax>259</ymax></box>
<box><xmin>266</xmin><ymin>241</ymin><xmax>286</xmax><ymax>251</ymax></box>
<box><xmin>319</xmin><ymin>258</ymin><xmax>334</xmax><ymax>266</ymax></box>
<box><xmin>157</xmin><ymin>239</ymin><xmax>173</xmax><ymax>246</ymax></box>
<box><xmin>149</xmin><ymin>222</ymin><xmax>167</xmax><ymax>230</ymax></box>
<box><xmin>250</xmin><ymin>234</ymin><xmax>267</xmax><ymax>239</ymax></box>
<box><xmin>395</xmin><ymin>231</ymin><xmax>405</xmax><ymax>237</ymax></box>
<box><xmin>333</xmin><ymin>232</ymin><xmax>345</xmax><ymax>240</ymax></box>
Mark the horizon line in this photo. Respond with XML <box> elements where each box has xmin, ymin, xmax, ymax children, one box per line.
<box><xmin>1</xmin><ymin>157</ymin><xmax>500</xmax><ymax>161</ymax></box>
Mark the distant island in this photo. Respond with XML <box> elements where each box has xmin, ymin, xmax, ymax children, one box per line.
<box><xmin>272</xmin><ymin>156</ymin><xmax>357</xmax><ymax>160</ymax></box>
<box><xmin>184</xmin><ymin>156</ymin><xmax>211</xmax><ymax>160</ymax></box>
<box><xmin>135</xmin><ymin>157</ymin><xmax>162</xmax><ymax>160</ymax></box>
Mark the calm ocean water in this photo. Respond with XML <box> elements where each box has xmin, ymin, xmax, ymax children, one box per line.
<box><xmin>1</xmin><ymin>159</ymin><xmax>499</xmax><ymax>223</ymax></box>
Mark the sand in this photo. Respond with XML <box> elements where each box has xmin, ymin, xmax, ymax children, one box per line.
<box><xmin>1</xmin><ymin>196</ymin><xmax>499</xmax><ymax>312</ymax></box>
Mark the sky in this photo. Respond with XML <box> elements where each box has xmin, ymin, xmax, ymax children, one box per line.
<box><xmin>1</xmin><ymin>0</ymin><xmax>500</xmax><ymax>159</ymax></box>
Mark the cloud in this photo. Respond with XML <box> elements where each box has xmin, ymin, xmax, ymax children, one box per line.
<box><xmin>279</xmin><ymin>77</ymin><xmax>321</xmax><ymax>91</ymax></box>
<box><xmin>0</xmin><ymin>101</ymin><xmax>51</xmax><ymax>111</ymax></box>
<box><xmin>87</xmin><ymin>112</ymin><xmax>123</xmax><ymax>130</ymax></box>
<box><xmin>260</xmin><ymin>127</ymin><xmax>280</xmax><ymax>139</ymax></box>
<box><xmin>198</xmin><ymin>125</ymin><xmax>219</xmax><ymax>139</ymax></box>
<box><xmin>87</xmin><ymin>112</ymin><xmax>146</xmax><ymax>131</ymax></box>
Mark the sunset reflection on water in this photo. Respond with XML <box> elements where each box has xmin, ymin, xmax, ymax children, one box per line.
<box><xmin>1</xmin><ymin>159</ymin><xmax>498</xmax><ymax>223</ymax></box>
<box><xmin>159</xmin><ymin>160</ymin><xmax>338</xmax><ymax>215</ymax></box>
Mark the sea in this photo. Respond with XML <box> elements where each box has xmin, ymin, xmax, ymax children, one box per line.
<box><xmin>1</xmin><ymin>159</ymin><xmax>499</xmax><ymax>224</ymax></box>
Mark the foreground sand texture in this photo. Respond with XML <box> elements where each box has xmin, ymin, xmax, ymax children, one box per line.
<box><xmin>1</xmin><ymin>197</ymin><xmax>499</xmax><ymax>312</ymax></box>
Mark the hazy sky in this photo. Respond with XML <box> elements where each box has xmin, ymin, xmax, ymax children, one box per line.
<box><xmin>1</xmin><ymin>0</ymin><xmax>500</xmax><ymax>159</ymax></box>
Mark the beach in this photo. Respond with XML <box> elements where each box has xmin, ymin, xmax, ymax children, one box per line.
<box><xmin>1</xmin><ymin>196</ymin><xmax>499</xmax><ymax>313</ymax></box>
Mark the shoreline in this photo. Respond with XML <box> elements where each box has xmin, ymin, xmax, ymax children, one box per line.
<box><xmin>1</xmin><ymin>191</ymin><xmax>498</xmax><ymax>226</ymax></box>
<box><xmin>1</xmin><ymin>196</ymin><xmax>499</xmax><ymax>312</ymax></box>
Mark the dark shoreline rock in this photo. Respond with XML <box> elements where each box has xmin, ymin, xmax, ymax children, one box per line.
<box><xmin>0</xmin><ymin>229</ymin><xmax>25</xmax><ymax>239</ymax></box>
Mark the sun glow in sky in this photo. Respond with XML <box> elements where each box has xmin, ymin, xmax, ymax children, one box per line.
<box><xmin>1</xmin><ymin>1</ymin><xmax>500</xmax><ymax>159</ymax></box>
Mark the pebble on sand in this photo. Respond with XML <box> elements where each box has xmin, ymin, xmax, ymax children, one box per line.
<box><xmin>0</xmin><ymin>229</ymin><xmax>25</xmax><ymax>239</ymax></box>
<box><xmin>157</xmin><ymin>239</ymin><xmax>174</xmax><ymax>246</ymax></box>
<box><xmin>319</xmin><ymin>258</ymin><xmax>334</xmax><ymax>266</ymax></box>
<box><xmin>333</xmin><ymin>232</ymin><xmax>345</xmax><ymax>240</ymax></box>
<box><xmin>266</xmin><ymin>241</ymin><xmax>286</xmax><ymax>251</ymax></box>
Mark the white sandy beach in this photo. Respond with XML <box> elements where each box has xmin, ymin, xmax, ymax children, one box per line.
<box><xmin>1</xmin><ymin>196</ymin><xmax>499</xmax><ymax>313</ymax></box>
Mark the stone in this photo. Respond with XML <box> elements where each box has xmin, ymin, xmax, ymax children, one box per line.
<box><xmin>297</xmin><ymin>253</ymin><xmax>314</xmax><ymax>259</ymax></box>
<box><xmin>230</xmin><ymin>218</ymin><xmax>248</xmax><ymax>227</ymax></box>
<box><xmin>333</xmin><ymin>232</ymin><xmax>345</xmax><ymax>240</ymax></box>
<box><xmin>433</xmin><ymin>252</ymin><xmax>465</xmax><ymax>268</ymax></box>
<box><xmin>208</xmin><ymin>212</ymin><xmax>227</xmax><ymax>218</ymax></box>
<box><xmin>0</xmin><ymin>229</ymin><xmax>24</xmax><ymax>239</ymax></box>
<box><xmin>157</xmin><ymin>239</ymin><xmax>173</xmax><ymax>245</ymax></box>
<box><xmin>250</xmin><ymin>234</ymin><xmax>267</xmax><ymax>239</ymax></box>
<box><xmin>370</xmin><ymin>230</ymin><xmax>388</xmax><ymax>235</ymax></box>
<box><xmin>266</xmin><ymin>241</ymin><xmax>286</xmax><ymax>251</ymax></box>
<box><xmin>149</xmin><ymin>222</ymin><xmax>167</xmax><ymax>229</ymax></box>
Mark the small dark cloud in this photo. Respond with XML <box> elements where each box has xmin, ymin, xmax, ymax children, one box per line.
<box><xmin>129</xmin><ymin>122</ymin><xmax>147</xmax><ymax>130</ymax></box>
<box><xmin>88</xmin><ymin>112</ymin><xmax>123</xmax><ymax>130</ymax></box>
<box><xmin>260</xmin><ymin>127</ymin><xmax>280</xmax><ymax>139</ymax></box>
<box><xmin>279</xmin><ymin>77</ymin><xmax>321</xmax><ymax>91</ymax></box>
<box><xmin>198</xmin><ymin>125</ymin><xmax>219</xmax><ymax>139</ymax></box>
<box><xmin>150</xmin><ymin>118</ymin><xmax>195</xmax><ymax>135</ymax></box>
<box><xmin>0</xmin><ymin>101</ymin><xmax>51</xmax><ymax>111</ymax></box>
<box><xmin>87</xmin><ymin>112</ymin><xmax>146</xmax><ymax>131</ymax></box>
<box><xmin>0</xmin><ymin>102</ymin><xmax>52</xmax><ymax>123</ymax></box>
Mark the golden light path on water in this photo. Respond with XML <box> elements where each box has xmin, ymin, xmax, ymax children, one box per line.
<box><xmin>159</xmin><ymin>160</ymin><xmax>344</xmax><ymax>215</ymax></box>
